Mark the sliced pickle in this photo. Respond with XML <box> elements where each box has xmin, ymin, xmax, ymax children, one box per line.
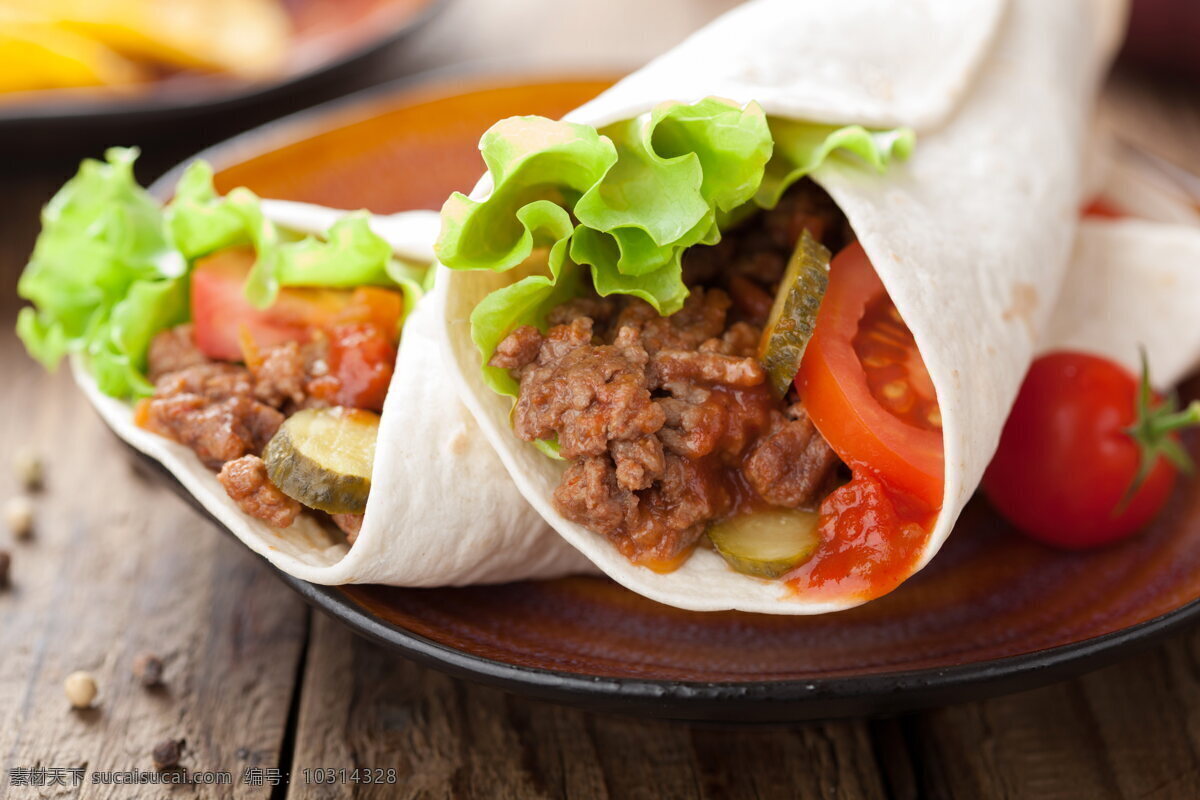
<box><xmin>708</xmin><ymin>509</ymin><xmax>820</xmax><ymax>579</ymax></box>
<box><xmin>263</xmin><ymin>407</ymin><xmax>380</xmax><ymax>514</ymax></box>
<box><xmin>757</xmin><ymin>230</ymin><xmax>831</xmax><ymax>397</ymax></box>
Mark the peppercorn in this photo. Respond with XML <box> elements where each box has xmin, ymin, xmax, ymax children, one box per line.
<box><xmin>132</xmin><ymin>652</ymin><xmax>164</xmax><ymax>687</ymax></box>
<box><xmin>152</xmin><ymin>738</ymin><xmax>185</xmax><ymax>770</ymax></box>
<box><xmin>64</xmin><ymin>671</ymin><xmax>98</xmax><ymax>709</ymax></box>
<box><xmin>5</xmin><ymin>496</ymin><xmax>34</xmax><ymax>540</ymax></box>
<box><xmin>13</xmin><ymin>448</ymin><xmax>43</xmax><ymax>492</ymax></box>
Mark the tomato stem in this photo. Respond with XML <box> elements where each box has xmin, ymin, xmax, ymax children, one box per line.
<box><xmin>1118</xmin><ymin>349</ymin><xmax>1200</xmax><ymax>512</ymax></box>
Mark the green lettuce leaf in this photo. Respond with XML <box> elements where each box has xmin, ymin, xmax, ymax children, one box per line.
<box><xmin>435</xmin><ymin>98</ymin><xmax>916</xmax><ymax>399</ymax></box>
<box><xmin>574</xmin><ymin>98</ymin><xmax>772</xmax><ymax>280</ymax></box>
<box><xmin>18</xmin><ymin>149</ymin><xmax>429</xmax><ymax>399</ymax></box>
<box><xmin>756</xmin><ymin>121</ymin><xmax>915</xmax><ymax>208</ymax></box>
<box><xmin>436</xmin><ymin>116</ymin><xmax>618</xmax><ymax>274</ymax></box>
<box><xmin>16</xmin><ymin>147</ymin><xmax>188</xmax><ymax>398</ymax></box>
<box><xmin>164</xmin><ymin>161</ymin><xmax>250</xmax><ymax>259</ymax></box>
<box><xmin>468</xmin><ymin>200</ymin><xmax>583</xmax><ymax>397</ymax></box>
<box><xmin>165</xmin><ymin>167</ymin><xmax>409</xmax><ymax>311</ymax></box>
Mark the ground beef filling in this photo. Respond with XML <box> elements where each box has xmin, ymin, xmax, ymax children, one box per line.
<box><xmin>218</xmin><ymin>455</ymin><xmax>301</xmax><ymax>528</ymax></box>
<box><xmin>495</xmin><ymin>291</ymin><xmax>838</xmax><ymax>568</ymax></box>
<box><xmin>138</xmin><ymin>325</ymin><xmax>346</xmax><ymax>533</ymax></box>
<box><xmin>492</xmin><ymin>181</ymin><xmax>844</xmax><ymax>568</ymax></box>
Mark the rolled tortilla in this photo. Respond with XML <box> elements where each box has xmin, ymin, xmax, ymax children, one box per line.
<box><xmin>1044</xmin><ymin>217</ymin><xmax>1200</xmax><ymax>386</ymax></box>
<box><xmin>1045</xmin><ymin>129</ymin><xmax>1200</xmax><ymax>384</ymax></box>
<box><xmin>67</xmin><ymin>139</ymin><xmax>1198</xmax><ymax>592</ymax></box>
<box><xmin>74</xmin><ymin>217</ymin><xmax>591</xmax><ymax>585</ymax></box>
<box><xmin>439</xmin><ymin>0</ymin><xmax>1130</xmax><ymax>612</ymax></box>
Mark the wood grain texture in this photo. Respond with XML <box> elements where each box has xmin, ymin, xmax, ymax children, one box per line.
<box><xmin>287</xmin><ymin>614</ymin><xmax>889</xmax><ymax>800</ymax></box>
<box><xmin>906</xmin><ymin>629</ymin><xmax>1200</xmax><ymax>800</ymax></box>
<box><xmin>0</xmin><ymin>172</ymin><xmax>309</xmax><ymax>799</ymax></box>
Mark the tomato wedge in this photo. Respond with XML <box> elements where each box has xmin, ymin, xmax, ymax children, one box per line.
<box><xmin>1082</xmin><ymin>197</ymin><xmax>1126</xmax><ymax>219</ymax></box>
<box><xmin>796</xmin><ymin>242</ymin><xmax>944</xmax><ymax>509</ymax></box>
<box><xmin>192</xmin><ymin>247</ymin><xmax>354</xmax><ymax>361</ymax></box>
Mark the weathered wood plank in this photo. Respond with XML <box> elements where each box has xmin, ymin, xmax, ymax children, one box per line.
<box><xmin>1077</xmin><ymin>634</ymin><xmax>1200</xmax><ymax>798</ymax></box>
<box><xmin>906</xmin><ymin>681</ymin><xmax>1125</xmax><ymax>799</ymax></box>
<box><xmin>288</xmin><ymin>613</ymin><xmax>889</xmax><ymax>800</ymax></box>
<box><xmin>0</xmin><ymin>172</ymin><xmax>310</xmax><ymax>800</ymax></box>
<box><xmin>904</xmin><ymin>630</ymin><xmax>1200</xmax><ymax>800</ymax></box>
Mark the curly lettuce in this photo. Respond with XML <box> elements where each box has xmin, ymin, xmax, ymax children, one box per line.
<box><xmin>17</xmin><ymin>148</ymin><xmax>426</xmax><ymax>399</ymax></box>
<box><xmin>17</xmin><ymin>148</ymin><xmax>187</xmax><ymax>397</ymax></box>
<box><xmin>435</xmin><ymin>99</ymin><xmax>914</xmax><ymax>398</ymax></box>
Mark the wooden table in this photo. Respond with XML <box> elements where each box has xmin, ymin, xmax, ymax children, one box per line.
<box><xmin>3</xmin><ymin>2</ymin><xmax>1200</xmax><ymax>797</ymax></box>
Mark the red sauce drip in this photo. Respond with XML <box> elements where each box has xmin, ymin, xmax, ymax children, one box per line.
<box><xmin>309</xmin><ymin>323</ymin><xmax>397</xmax><ymax>412</ymax></box>
<box><xmin>785</xmin><ymin>472</ymin><xmax>936</xmax><ymax>602</ymax></box>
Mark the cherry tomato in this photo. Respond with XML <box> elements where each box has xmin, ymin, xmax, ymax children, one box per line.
<box><xmin>797</xmin><ymin>242</ymin><xmax>944</xmax><ymax>508</ymax></box>
<box><xmin>983</xmin><ymin>352</ymin><xmax>1184</xmax><ymax>549</ymax></box>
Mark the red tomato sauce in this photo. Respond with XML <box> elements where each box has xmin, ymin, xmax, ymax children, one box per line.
<box><xmin>784</xmin><ymin>472</ymin><xmax>937</xmax><ymax>602</ymax></box>
<box><xmin>1082</xmin><ymin>197</ymin><xmax>1126</xmax><ymax>219</ymax></box>
<box><xmin>306</xmin><ymin>323</ymin><xmax>397</xmax><ymax>412</ymax></box>
<box><xmin>788</xmin><ymin>243</ymin><xmax>943</xmax><ymax>602</ymax></box>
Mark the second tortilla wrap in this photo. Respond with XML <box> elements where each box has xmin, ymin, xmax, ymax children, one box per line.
<box><xmin>69</xmin><ymin>129</ymin><xmax>1200</xmax><ymax>592</ymax></box>
<box><xmin>438</xmin><ymin>0</ymin><xmax>1130</xmax><ymax>612</ymax></box>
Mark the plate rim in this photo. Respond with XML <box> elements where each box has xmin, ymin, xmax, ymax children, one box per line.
<box><xmin>138</xmin><ymin>435</ymin><xmax>1200</xmax><ymax>722</ymax></box>
<box><xmin>285</xmin><ymin>569</ymin><xmax>1200</xmax><ymax>719</ymax></box>
<box><xmin>136</xmin><ymin>69</ymin><xmax>1200</xmax><ymax>721</ymax></box>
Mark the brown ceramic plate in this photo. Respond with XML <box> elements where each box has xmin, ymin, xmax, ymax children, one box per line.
<box><xmin>0</xmin><ymin>0</ymin><xmax>445</xmax><ymax>129</ymax></box>
<box><xmin>143</xmin><ymin>73</ymin><xmax>1200</xmax><ymax>723</ymax></box>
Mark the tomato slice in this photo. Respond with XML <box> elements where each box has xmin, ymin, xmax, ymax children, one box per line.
<box><xmin>323</xmin><ymin>323</ymin><xmax>397</xmax><ymax>412</ymax></box>
<box><xmin>333</xmin><ymin>287</ymin><xmax>405</xmax><ymax>341</ymax></box>
<box><xmin>1082</xmin><ymin>197</ymin><xmax>1126</xmax><ymax>219</ymax></box>
<box><xmin>796</xmin><ymin>242</ymin><xmax>944</xmax><ymax>509</ymax></box>
<box><xmin>191</xmin><ymin>247</ymin><xmax>354</xmax><ymax>361</ymax></box>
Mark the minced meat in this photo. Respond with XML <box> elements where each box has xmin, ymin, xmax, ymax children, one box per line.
<box><xmin>139</xmin><ymin>363</ymin><xmax>284</xmax><ymax>469</ymax></box>
<box><xmin>492</xmin><ymin>180</ymin><xmax>844</xmax><ymax>568</ymax></box>
<box><xmin>251</xmin><ymin>341</ymin><xmax>308</xmax><ymax>408</ymax></box>
<box><xmin>744</xmin><ymin>404</ymin><xmax>840</xmax><ymax>508</ymax></box>
<box><xmin>331</xmin><ymin>513</ymin><xmax>364</xmax><ymax>545</ymax></box>
<box><xmin>147</xmin><ymin>324</ymin><xmax>209</xmax><ymax>381</ymax></box>
<box><xmin>218</xmin><ymin>455</ymin><xmax>300</xmax><ymax>528</ymax></box>
<box><xmin>140</xmin><ymin>326</ymin><xmax>332</xmax><ymax>518</ymax></box>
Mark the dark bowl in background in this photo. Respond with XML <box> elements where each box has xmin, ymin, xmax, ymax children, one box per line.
<box><xmin>0</xmin><ymin>0</ymin><xmax>447</xmax><ymax>155</ymax></box>
<box><xmin>1121</xmin><ymin>0</ymin><xmax>1200</xmax><ymax>85</ymax></box>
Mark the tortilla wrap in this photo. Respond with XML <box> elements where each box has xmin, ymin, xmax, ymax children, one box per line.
<box><xmin>438</xmin><ymin>0</ymin><xmax>1131</xmax><ymax>612</ymax></box>
<box><xmin>73</xmin><ymin>195</ymin><xmax>591</xmax><ymax>584</ymax></box>
<box><xmin>1043</xmin><ymin>217</ymin><xmax>1200</xmax><ymax>386</ymax></box>
<box><xmin>62</xmin><ymin>137</ymin><xmax>1199</xmax><ymax>592</ymax></box>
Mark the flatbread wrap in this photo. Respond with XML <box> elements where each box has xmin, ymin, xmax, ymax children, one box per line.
<box><xmin>16</xmin><ymin>7</ymin><xmax>1200</xmax><ymax>599</ymax></box>
<box><xmin>436</xmin><ymin>0</ymin><xmax>1134</xmax><ymax>612</ymax></box>
<box><xmin>17</xmin><ymin>151</ymin><xmax>588</xmax><ymax>585</ymax></box>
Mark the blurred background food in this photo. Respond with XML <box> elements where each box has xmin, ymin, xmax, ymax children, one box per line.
<box><xmin>0</xmin><ymin>0</ymin><xmax>291</xmax><ymax>98</ymax></box>
<box><xmin>1122</xmin><ymin>0</ymin><xmax>1200</xmax><ymax>83</ymax></box>
<box><xmin>1</xmin><ymin>0</ymin><xmax>1196</xmax><ymax>112</ymax></box>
